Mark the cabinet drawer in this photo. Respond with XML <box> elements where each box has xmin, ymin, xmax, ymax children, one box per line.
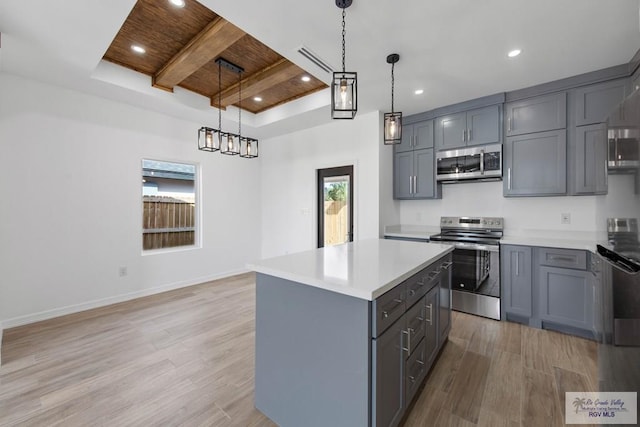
<box><xmin>405</xmin><ymin>270</ymin><xmax>429</xmax><ymax>309</ymax></box>
<box><xmin>406</xmin><ymin>297</ymin><xmax>426</xmax><ymax>353</ymax></box>
<box><xmin>373</xmin><ymin>283</ymin><xmax>406</xmax><ymax>337</ymax></box>
<box><xmin>537</xmin><ymin>247</ymin><xmax>587</xmax><ymax>270</ymax></box>
<box><xmin>405</xmin><ymin>337</ymin><xmax>427</xmax><ymax>405</ymax></box>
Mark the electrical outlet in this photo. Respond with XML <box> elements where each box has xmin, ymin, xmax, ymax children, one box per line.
<box><xmin>118</xmin><ymin>266</ymin><xmax>128</xmax><ymax>277</ymax></box>
<box><xmin>561</xmin><ymin>213</ymin><xmax>571</xmax><ymax>224</ymax></box>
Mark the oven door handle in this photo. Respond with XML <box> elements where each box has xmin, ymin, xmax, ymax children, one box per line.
<box><xmin>449</xmin><ymin>241</ymin><xmax>500</xmax><ymax>252</ymax></box>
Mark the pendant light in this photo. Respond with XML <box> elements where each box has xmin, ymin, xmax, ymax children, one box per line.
<box><xmin>198</xmin><ymin>59</ymin><xmax>224</xmax><ymax>152</ymax></box>
<box><xmin>220</xmin><ymin>60</ymin><xmax>241</xmax><ymax>156</ymax></box>
<box><xmin>331</xmin><ymin>0</ymin><xmax>357</xmax><ymax>120</ymax></box>
<box><xmin>384</xmin><ymin>53</ymin><xmax>402</xmax><ymax>145</ymax></box>
<box><xmin>198</xmin><ymin>57</ymin><xmax>258</xmax><ymax>158</ymax></box>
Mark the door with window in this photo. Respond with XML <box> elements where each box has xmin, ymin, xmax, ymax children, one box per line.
<box><xmin>317</xmin><ymin>166</ymin><xmax>354</xmax><ymax>248</ymax></box>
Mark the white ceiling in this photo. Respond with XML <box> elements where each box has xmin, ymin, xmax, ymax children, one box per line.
<box><xmin>1</xmin><ymin>0</ymin><xmax>639</xmax><ymax>139</ymax></box>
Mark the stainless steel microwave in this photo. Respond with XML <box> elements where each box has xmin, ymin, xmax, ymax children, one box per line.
<box><xmin>608</xmin><ymin>128</ymin><xmax>640</xmax><ymax>170</ymax></box>
<box><xmin>436</xmin><ymin>143</ymin><xmax>502</xmax><ymax>183</ymax></box>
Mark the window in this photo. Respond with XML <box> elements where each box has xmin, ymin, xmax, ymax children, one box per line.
<box><xmin>142</xmin><ymin>159</ymin><xmax>197</xmax><ymax>251</ymax></box>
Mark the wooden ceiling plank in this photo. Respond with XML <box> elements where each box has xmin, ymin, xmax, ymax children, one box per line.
<box><xmin>153</xmin><ymin>17</ymin><xmax>245</xmax><ymax>91</ymax></box>
<box><xmin>211</xmin><ymin>59</ymin><xmax>301</xmax><ymax>107</ymax></box>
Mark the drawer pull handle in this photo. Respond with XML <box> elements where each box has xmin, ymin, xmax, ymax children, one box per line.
<box><xmin>548</xmin><ymin>255</ymin><xmax>576</xmax><ymax>263</ymax></box>
<box><xmin>402</xmin><ymin>329</ymin><xmax>412</xmax><ymax>354</ymax></box>
<box><xmin>382</xmin><ymin>298</ymin><xmax>404</xmax><ymax>319</ymax></box>
<box><xmin>408</xmin><ymin>289</ymin><xmax>416</xmax><ymax>297</ymax></box>
<box><xmin>425</xmin><ymin>303</ymin><xmax>433</xmax><ymax>325</ymax></box>
<box><xmin>441</xmin><ymin>261</ymin><xmax>452</xmax><ymax>270</ymax></box>
<box><xmin>416</xmin><ymin>359</ymin><xmax>425</xmax><ymax>366</ymax></box>
<box><xmin>409</xmin><ymin>375</ymin><xmax>416</xmax><ymax>382</ymax></box>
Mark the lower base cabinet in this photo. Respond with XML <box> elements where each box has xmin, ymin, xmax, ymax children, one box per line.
<box><xmin>501</xmin><ymin>245</ymin><xmax>595</xmax><ymax>339</ymax></box>
<box><xmin>538</xmin><ymin>266</ymin><xmax>592</xmax><ymax>330</ymax></box>
<box><xmin>372</xmin><ymin>254</ymin><xmax>451</xmax><ymax>427</ymax></box>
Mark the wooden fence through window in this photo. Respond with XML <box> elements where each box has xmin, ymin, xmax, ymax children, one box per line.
<box><xmin>324</xmin><ymin>200</ymin><xmax>348</xmax><ymax>246</ymax></box>
<box><xmin>143</xmin><ymin>196</ymin><xmax>195</xmax><ymax>250</ymax></box>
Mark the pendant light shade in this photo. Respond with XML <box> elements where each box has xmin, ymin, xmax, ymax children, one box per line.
<box><xmin>331</xmin><ymin>0</ymin><xmax>357</xmax><ymax>119</ymax></box>
<box><xmin>384</xmin><ymin>53</ymin><xmax>402</xmax><ymax>145</ymax></box>
<box><xmin>240</xmin><ymin>136</ymin><xmax>259</xmax><ymax>158</ymax></box>
<box><xmin>220</xmin><ymin>131</ymin><xmax>240</xmax><ymax>155</ymax></box>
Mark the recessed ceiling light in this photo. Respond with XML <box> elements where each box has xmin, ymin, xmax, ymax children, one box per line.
<box><xmin>301</xmin><ymin>75</ymin><xmax>311</xmax><ymax>82</ymax></box>
<box><xmin>169</xmin><ymin>0</ymin><xmax>185</xmax><ymax>7</ymax></box>
<box><xmin>507</xmin><ymin>49</ymin><xmax>522</xmax><ymax>58</ymax></box>
<box><xmin>254</xmin><ymin>96</ymin><xmax>263</xmax><ymax>102</ymax></box>
<box><xmin>131</xmin><ymin>45</ymin><xmax>146</xmax><ymax>54</ymax></box>
<box><xmin>414</xmin><ymin>89</ymin><xmax>424</xmax><ymax>95</ymax></box>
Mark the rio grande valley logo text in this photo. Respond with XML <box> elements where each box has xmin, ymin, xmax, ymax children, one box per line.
<box><xmin>566</xmin><ymin>392</ymin><xmax>637</xmax><ymax>424</ymax></box>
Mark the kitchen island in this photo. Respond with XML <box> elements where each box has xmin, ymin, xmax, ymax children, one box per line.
<box><xmin>248</xmin><ymin>238</ymin><xmax>454</xmax><ymax>427</ymax></box>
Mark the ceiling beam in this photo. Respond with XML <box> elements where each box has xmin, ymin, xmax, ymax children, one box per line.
<box><xmin>152</xmin><ymin>17</ymin><xmax>245</xmax><ymax>92</ymax></box>
<box><xmin>211</xmin><ymin>58</ymin><xmax>301</xmax><ymax>107</ymax></box>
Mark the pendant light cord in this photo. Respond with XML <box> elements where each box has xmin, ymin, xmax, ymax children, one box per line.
<box><xmin>238</xmin><ymin>71</ymin><xmax>242</xmax><ymax>137</ymax></box>
<box><xmin>341</xmin><ymin>8</ymin><xmax>346</xmax><ymax>72</ymax></box>
<box><xmin>391</xmin><ymin>62</ymin><xmax>395</xmax><ymax>114</ymax></box>
<box><xmin>218</xmin><ymin>60</ymin><xmax>222</xmax><ymax>132</ymax></box>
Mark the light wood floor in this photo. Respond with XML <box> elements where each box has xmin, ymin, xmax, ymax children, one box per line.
<box><xmin>0</xmin><ymin>273</ymin><xmax>597</xmax><ymax>426</ymax></box>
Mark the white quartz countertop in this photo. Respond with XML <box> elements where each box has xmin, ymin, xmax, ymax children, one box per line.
<box><xmin>385</xmin><ymin>224</ymin><xmax>608</xmax><ymax>253</ymax></box>
<box><xmin>383</xmin><ymin>224</ymin><xmax>440</xmax><ymax>240</ymax></box>
<box><xmin>247</xmin><ymin>238</ymin><xmax>454</xmax><ymax>301</ymax></box>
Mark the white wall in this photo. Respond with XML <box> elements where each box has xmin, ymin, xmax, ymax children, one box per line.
<box><xmin>398</xmin><ymin>175</ymin><xmax>640</xmax><ymax>234</ymax></box>
<box><xmin>260</xmin><ymin>111</ymin><xmax>397</xmax><ymax>258</ymax></box>
<box><xmin>0</xmin><ymin>72</ymin><xmax>262</xmax><ymax>327</ymax></box>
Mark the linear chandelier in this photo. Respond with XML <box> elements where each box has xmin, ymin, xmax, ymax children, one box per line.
<box><xmin>198</xmin><ymin>57</ymin><xmax>258</xmax><ymax>158</ymax></box>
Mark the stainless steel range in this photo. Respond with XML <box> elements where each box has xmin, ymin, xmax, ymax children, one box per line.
<box><xmin>430</xmin><ymin>216</ymin><xmax>503</xmax><ymax>320</ymax></box>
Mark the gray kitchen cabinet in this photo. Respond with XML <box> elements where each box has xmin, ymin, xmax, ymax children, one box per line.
<box><xmin>394</xmin><ymin>148</ymin><xmax>438</xmax><ymax>200</ymax></box>
<box><xmin>503</xmin><ymin>129</ymin><xmax>567</xmax><ymax>196</ymax></box>
<box><xmin>505</xmin><ymin>92</ymin><xmax>566</xmax><ymax>136</ymax></box>
<box><xmin>538</xmin><ymin>266</ymin><xmax>593</xmax><ymax>331</ymax></box>
<box><xmin>423</xmin><ymin>284</ymin><xmax>439</xmax><ymax>368</ymax></box>
<box><xmin>372</xmin><ymin>316</ymin><xmax>405</xmax><ymax>427</ymax></box>
<box><xmin>501</xmin><ymin>245</ymin><xmax>533</xmax><ymax>320</ymax></box>
<box><xmin>435</xmin><ymin>105</ymin><xmax>500</xmax><ymax>149</ymax></box>
<box><xmin>398</xmin><ymin>120</ymin><xmax>434</xmax><ymax>153</ymax></box>
<box><xmin>372</xmin><ymin>253</ymin><xmax>452</xmax><ymax>427</ymax></box>
<box><xmin>438</xmin><ymin>259</ymin><xmax>452</xmax><ymax>342</ymax></box>
<box><xmin>573</xmin><ymin>123</ymin><xmax>608</xmax><ymax>195</ymax></box>
<box><xmin>574</xmin><ymin>78</ymin><xmax>631</xmax><ymax>126</ymax></box>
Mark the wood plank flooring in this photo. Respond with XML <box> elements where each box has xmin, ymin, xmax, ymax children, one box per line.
<box><xmin>0</xmin><ymin>273</ymin><xmax>597</xmax><ymax>426</ymax></box>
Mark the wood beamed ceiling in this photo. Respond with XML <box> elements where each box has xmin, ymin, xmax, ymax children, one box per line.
<box><xmin>102</xmin><ymin>0</ymin><xmax>327</xmax><ymax>114</ymax></box>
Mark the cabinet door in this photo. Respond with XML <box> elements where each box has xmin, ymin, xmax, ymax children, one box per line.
<box><xmin>413</xmin><ymin>149</ymin><xmax>435</xmax><ymax>199</ymax></box>
<box><xmin>372</xmin><ymin>319</ymin><xmax>405</xmax><ymax>427</ymax></box>
<box><xmin>574</xmin><ymin>123</ymin><xmax>608</xmax><ymax>195</ymax></box>
<box><xmin>413</xmin><ymin>120</ymin><xmax>434</xmax><ymax>150</ymax></box>
<box><xmin>438</xmin><ymin>258</ymin><xmax>452</xmax><ymax>343</ymax></box>
<box><xmin>435</xmin><ymin>112</ymin><xmax>466</xmax><ymax>150</ymax></box>
<box><xmin>538</xmin><ymin>266</ymin><xmax>593</xmax><ymax>331</ymax></box>
<box><xmin>405</xmin><ymin>338</ymin><xmax>427</xmax><ymax>406</ymax></box>
<box><xmin>504</xmin><ymin>129</ymin><xmax>567</xmax><ymax>196</ymax></box>
<box><xmin>394</xmin><ymin>151</ymin><xmax>414</xmax><ymax>199</ymax></box>
<box><xmin>501</xmin><ymin>245</ymin><xmax>533</xmax><ymax>318</ymax></box>
<box><xmin>466</xmin><ymin>105</ymin><xmax>500</xmax><ymax>146</ymax></box>
<box><xmin>424</xmin><ymin>285</ymin><xmax>439</xmax><ymax>367</ymax></box>
<box><xmin>396</xmin><ymin>124</ymin><xmax>415</xmax><ymax>153</ymax></box>
<box><xmin>506</xmin><ymin>92</ymin><xmax>566</xmax><ymax>136</ymax></box>
<box><xmin>574</xmin><ymin>79</ymin><xmax>631</xmax><ymax>126</ymax></box>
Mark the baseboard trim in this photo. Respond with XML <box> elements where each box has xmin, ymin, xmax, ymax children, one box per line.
<box><xmin>2</xmin><ymin>269</ymin><xmax>249</xmax><ymax>329</ymax></box>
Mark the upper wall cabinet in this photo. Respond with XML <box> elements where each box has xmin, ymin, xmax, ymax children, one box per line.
<box><xmin>504</xmin><ymin>129</ymin><xmax>567</xmax><ymax>196</ymax></box>
<box><xmin>435</xmin><ymin>105</ymin><xmax>500</xmax><ymax>150</ymax></box>
<box><xmin>573</xmin><ymin>123</ymin><xmax>608</xmax><ymax>195</ymax></box>
<box><xmin>505</xmin><ymin>92</ymin><xmax>566</xmax><ymax>136</ymax></box>
<box><xmin>397</xmin><ymin>120</ymin><xmax>434</xmax><ymax>153</ymax></box>
<box><xmin>574</xmin><ymin>78</ymin><xmax>631</xmax><ymax>126</ymax></box>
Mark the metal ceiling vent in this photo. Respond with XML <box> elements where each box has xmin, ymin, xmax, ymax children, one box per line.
<box><xmin>297</xmin><ymin>46</ymin><xmax>333</xmax><ymax>74</ymax></box>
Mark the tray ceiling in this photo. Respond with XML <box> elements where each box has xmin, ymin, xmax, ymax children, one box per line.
<box><xmin>102</xmin><ymin>0</ymin><xmax>327</xmax><ymax>114</ymax></box>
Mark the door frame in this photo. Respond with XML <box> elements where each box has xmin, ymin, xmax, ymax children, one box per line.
<box><xmin>317</xmin><ymin>165</ymin><xmax>354</xmax><ymax>248</ymax></box>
